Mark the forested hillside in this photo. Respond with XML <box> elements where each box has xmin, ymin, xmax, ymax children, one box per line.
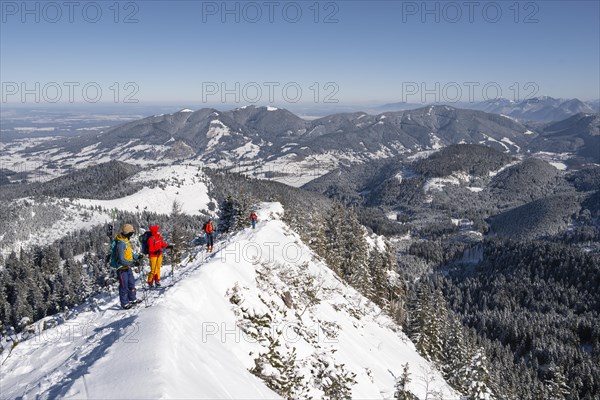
<box><xmin>437</xmin><ymin>239</ymin><xmax>600</xmax><ymax>399</ymax></box>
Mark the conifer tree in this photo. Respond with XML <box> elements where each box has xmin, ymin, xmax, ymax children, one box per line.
<box><xmin>233</xmin><ymin>191</ymin><xmax>253</xmax><ymax>231</ymax></box>
<box><xmin>0</xmin><ymin>270</ymin><xmax>10</xmax><ymax>330</ymax></box>
<box><xmin>442</xmin><ymin>316</ymin><xmax>468</xmax><ymax>392</ymax></box>
<box><xmin>345</xmin><ymin>214</ymin><xmax>371</xmax><ymax>297</ymax></box>
<box><xmin>395</xmin><ymin>363</ymin><xmax>418</xmax><ymax>400</ymax></box>
<box><xmin>460</xmin><ymin>348</ymin><xmax>494</xmax><ymax>400</ymax></box>
<box><xmin>409</xmin><ymin>282</ymin><xmax>432</xmax><ymax>358</ymax></box>
<box><xmin>382</xmin><ymin>241</ymin><xmax>405</xmax><ymax>321</ymax></box>
<box><xmin>368</xmin><ymin>249</ymin><xmax>387</xmax><ymax>304</ymax></box>
<box><xmin>544</xmin><ymin>366</ymin><xmax>570</xmax><ymax>400</ymax></box>
<box><xmin>5</xmin><ymin>252</ymin><xmax>33</xmax><ymax>328</ymax></box>
<box><xmin>429</xmin><ymin>289</ymin><xmax>448</xmax><ymax>363</ymax></box>
<box><xmin>217</xmin><ymin>195</ymin><xmax>236</xmax><ymax>233</ymax></box>
<box><xmin>307</xmin><ymin>209</ymin><xmax>328</xmax><ymax>259</ymax></box>
<box><xmin>169</xmin><ymin>199</ymin><xmax>193</xmax><ymax>264</ymax></box>
<box><xmin>324</xmin><ymin>203</ymin><xmax>347</xmax><ymax>278</ymax></box>
<box><xmin>409</xmin><ymin>283</ymin><xmax>448</xmax><ymax>363</ymax></box>
<box><xmin>250</xmin><ymin>335</ymin><xmax>309</xmax><ymax>399</ymax></box>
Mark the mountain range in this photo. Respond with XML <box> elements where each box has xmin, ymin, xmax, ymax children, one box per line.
<box><xmin>1</xmin><ymin>137</ymin><xmax>597</xmax><ymax>399</ymax></box>
<box><xmin>377</xmin><ymin>96</ymin><xmax>598</xmax><ymax>122</ymax></box>
<box><xmin>3</xmin><ymin>104</ymin><xmax>597</xmax><ymax>187</ymax></box>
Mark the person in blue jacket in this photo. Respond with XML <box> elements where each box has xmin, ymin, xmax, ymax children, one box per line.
<box><xmin>113</xmin><ymin>224</ymin><xmax>143</xmax><ymax>309</ymax></box>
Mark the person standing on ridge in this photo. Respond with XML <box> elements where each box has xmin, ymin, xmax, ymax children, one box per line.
<box><xmin>113</xmin><ymin>224</ymin><xmax>143</xmax><ymax>309</ymax></box>
<box><xmin>250</xmin><ymin>211</ymin><xmax>258</xmax><ymax>229</ymax></box>
<box><xmin>147</xmin><ymin>225</ymin><xmax>173</xmax><ymax>288</ymax></box>
<box><xmin>203</xmin><ymin>218</ymin><xmax>215</xmax><ymax>252</ymax></box>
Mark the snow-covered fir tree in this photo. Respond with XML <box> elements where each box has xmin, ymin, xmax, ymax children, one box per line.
<box><xmin>310</xmin><ymin>352</ymin><xmax>356</xmax><ymax>400</ymax></box>
<box><xmin>442</xmin><ymin>316</ymin><xmax>468</xmax><ymax>392</ymax></box>
<box><xmin>344</xmin><ymin>212</ymin><xmax>372</xmax><ymax>297</ymax></box>
<box><xmin>250</xmin><ymin>336</ymin><xmax>309</xmax><ymax>400</ymax></box>
<box><xmin>233</xmin><ymin>191</ymin><xmax>253</xmax><ymax>231</ymax></box>
<box><xmin>217</xmin><ymin>193</ymin><xmax>255</xmax><ymax>233</ymax></box>
<box><xmin>324</xmin><ymin>203</ymin><xmax>346</xmax><ymax>278</ymax></box>
<box><xmin>460</xmin><ymin>348</ymin><xmax>494</xmax><ymax>400</ymax></box>
<box><xmin>306</xmin><ymin>209</ymin><xmax>327</xmax><ymax>259</ymax></box>
<box><xmin>544</xmin><ymin>365</ymin><xmax>570</xmax><ymax>400</ymax></box>
<box><xmin>169</xmin><ymin>199</ymin><xmax>192</xmax><ymax>264</ymax></box>
<box><xmin>394</xmin><ymin>363</ymin><xmax>418</xmax><ymax>400</ymax></box>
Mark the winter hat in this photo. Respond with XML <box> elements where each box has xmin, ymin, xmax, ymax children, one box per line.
<box><xmin>121</xmin><ymin>224</ymin><xmax>135</xmax><ymax>234</ymax></box>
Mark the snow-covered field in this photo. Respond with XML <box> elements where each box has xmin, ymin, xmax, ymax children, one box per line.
<box><xmin>0</xmin><ymin>137</ymin><xmax>62</xmax><ymax>182</ymax></box>
<box><xmin>423</xmin><ymin>171</ymin><xmax>472</xmax><ymax>192</ymax></box>
<box><xmin>252</xmin><ymin>152</ymin><xmax>340</xmax><ymax>187</ymax></box>
<box><xmin>0</xmin><ymin>203</ymin><xmax>457</xmax><ymax>399</ymax></box>
<box><xmin>532</xmin><ymin>151</ymin><xmax>572</xmax><ymax>171</ymax></box>
<box><xmin>76</xmin><ymin>165</ymin><xmax>215</xmax><ymax>216</ymax></box>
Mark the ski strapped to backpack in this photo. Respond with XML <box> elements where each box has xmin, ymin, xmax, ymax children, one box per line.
<box><xmin>105</xmin><ymin>221</ymin><xmax>120</xmax><ymax>269</ymax></box>
<box><xmin>105</xmin><ymin>208</ymin><xmax>119</xmax><ymax>269</ymax></box>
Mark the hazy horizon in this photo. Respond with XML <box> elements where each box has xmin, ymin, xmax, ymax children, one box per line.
<box><xmin>1</xmin><ymin>1</ymin><xmax>598</xmax><ymax>107</ymax></box>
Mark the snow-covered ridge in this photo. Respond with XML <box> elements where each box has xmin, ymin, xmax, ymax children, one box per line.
<box><xmin>207</xmin><ymin>119</ymin><xmax>232</xmax><ymax>151</ymax></box>
<box><xmin>1</xmin><ymin>202</ymin><xmax>456</xmax><ymax>399</ymax></box>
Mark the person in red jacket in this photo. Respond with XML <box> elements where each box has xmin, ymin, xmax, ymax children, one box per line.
<box><xmin>203</xmin><ymin>219</ymin><xmax>215</xmax><ymax>252</ymax></box>
<box><xmin>147</xmin><ymin>225</ymin><xmax>172</xmax><ymax>288</ymax></box>
<box><xmin>250</xmin><ymin>212</ymin><xmax>258</xmax><ymax>229</ymax></box>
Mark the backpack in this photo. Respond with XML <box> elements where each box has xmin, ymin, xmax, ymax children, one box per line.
<box><xmin>139</xmin><ymin>231</ymin><xmax>152</xmax><ymax>255</ymax></box>
<box><xmin>203</xmin><ymin>221</ymin><xmax>214</xmax><ymax>234</ymax></box>
<box><xmin>110</xmin><ymin>238</ymin><xmax>120</xmax><ymax>269</ymax></box>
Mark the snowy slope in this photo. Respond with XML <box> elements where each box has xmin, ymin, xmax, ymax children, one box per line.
<box><xmin>1</xmin><ymin>165</ymin><xmax>216</xmax><ymax>258</ymax></box>
<box><xmin>0</xmin><ymin>198</ymin><xmax>109</xmax><ymax>258</ymax></box>
<box><xmin>0</xmin><ymin>203</ymin><xmax>457</xmax><ymax>399</ymax></box>
<box><xmin>75</xmin><ymin>164</ymin><xmax>214</xmax><ymax>215</ymax></box>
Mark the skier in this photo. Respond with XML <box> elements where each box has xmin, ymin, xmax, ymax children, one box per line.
<box><xmin>250</xmin><ymin>211</ymin><xmax>258</xmax><ymax>229</ymax></box>
<box><xmin>203</xmin><ymin>218</ymin><xmax>215</xmax><ymax>252</ymax></box>
<box><xmin>113</xmin><ymin>224</ymin><xmax>143</xmax><ymax>309</ymax></box>
<box><xmin>147</xmin><ymin>225</ymin><xmax>173</xmax><ymax>288</ymax></box>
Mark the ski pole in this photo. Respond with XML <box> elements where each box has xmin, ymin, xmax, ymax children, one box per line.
<box><xmin>171</xmin><ymin>260</ymin><xmax>175</xmax><ymax>285</ymax></box>
<box><xmin>138</xmin><ymin>259</ymin><xmax>149</xmax><ymax>307</ymax></box>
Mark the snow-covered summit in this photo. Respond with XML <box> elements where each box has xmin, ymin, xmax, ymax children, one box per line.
<box><xmin>1</xmin><ymin>202</ymin><xmax>456</xmax><ymax>399</ymax></box>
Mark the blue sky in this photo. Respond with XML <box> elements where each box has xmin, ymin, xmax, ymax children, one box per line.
<box><xmin>1</xmin><ymin>0</ymin><xmax>598</xmax><ymax>106</ymax></box>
